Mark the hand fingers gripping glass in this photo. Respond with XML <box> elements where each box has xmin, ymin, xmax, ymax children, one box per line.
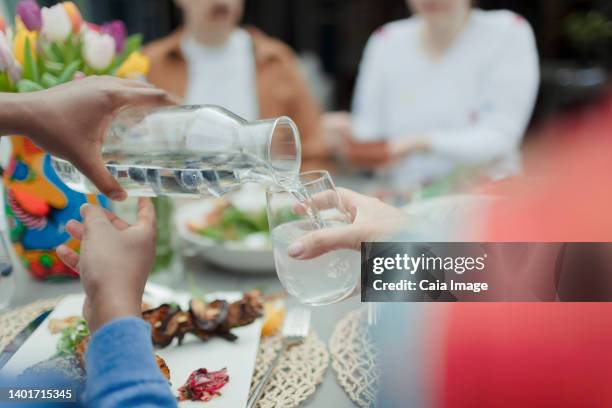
<box><xmin>267</xmin><ymin>171</ymin><xmax>360</xmax><ymax>305</ymax></box>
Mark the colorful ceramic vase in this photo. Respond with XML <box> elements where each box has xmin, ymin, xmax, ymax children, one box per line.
<box><xmin>3</xmin><ymin>136</ymin><xmax>108</xmax><ymax>280</ymax></box>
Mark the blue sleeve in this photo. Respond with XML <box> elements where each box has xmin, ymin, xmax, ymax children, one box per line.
<box><xmin>85</xmin><ymin>317</ymin><xmax>177</xmax><ymax>408</ymax></box>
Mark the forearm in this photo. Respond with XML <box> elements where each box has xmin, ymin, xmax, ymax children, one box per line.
<box><xmin>426</xmin><ymin>126</ymin><xmax>520</xmax><ymax>164</ymax></box>
<box><xmin>390</xmin><ymin>136</ymin><xmax>430</xmax><ymax>159</ymax></box>
<box><xmin>0</xmin><ymin>92</ymin><xmax>41</xmax><ymax>136</ymax></box>
<box><xmin>387</xmin><ymin>128</ymin><xmax>517</xmax><ymax>166</ymax></box>
<box><xmin>87</xmin><ymin>291</ymin><xmax>142</xmax><ymax>333</ymax></box>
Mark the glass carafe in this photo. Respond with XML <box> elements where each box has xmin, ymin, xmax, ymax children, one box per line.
<box><xmin>51</xmin><ymin>105</ymin><xmax>302</xmax><ymax>197</ymax></box>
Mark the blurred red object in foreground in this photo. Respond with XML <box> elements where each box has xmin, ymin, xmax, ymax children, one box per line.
<box><xmin>436</xmin><ymin>94</ymin><xmax>612</xmax><ymax>407</ymax></box>
<box><xmin>439</xmin><ymin>303</ymin><xmax>612</xmax><ymax>408</ymax></box>
<box><xmin>483</xmin><ymin>93</ymin><xmax>612</xmax><ymax>241</ymax></box>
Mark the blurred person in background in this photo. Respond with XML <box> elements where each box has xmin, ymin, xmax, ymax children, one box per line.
<box><xmin>143</xmin><ymin>0</ymin><xmax>330</xmax><ymax>167</ymax></box>
<box><xmin>344</xmin><ymin>0</ymin><xmax>539</xmax><ymax>188</ymax></box>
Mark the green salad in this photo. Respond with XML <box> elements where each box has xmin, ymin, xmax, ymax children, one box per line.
<box><xmin>56</xmin><ymin>319</ymin><xmax>89</xmax><ymax>356</ymax></box>
<box><xmin>188</xmin><ymin>203</ymin><xmax>297</xmax><ymax>243</ymax></box>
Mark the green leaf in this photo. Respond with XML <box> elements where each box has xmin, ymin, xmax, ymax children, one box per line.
<box><xmin>255</xmin><ymin>209</ymin><xmax>270</xmax><ymax>231</ymax></box>
<box><xmin>23</xmin><ymin>38</ymin><xmax>39</xmax><ymax>83</ymax></box>
<box><xmin>56</xmin><ymin>319</ymin><xmax>89</xmax><ymax>356</ymax></box>
<box><xmin>0</xmin><ymin>73</ymin><xmax>11</xmax><ymax>92</ymax></box>
<box><xmin>197</xmin><ymin>228</ymin><xmax>225</xmax><ymax>242</ymax></box>
<box><xmin>63</xmin><ymin>34</ymin><xmax>83</xmax><ymax>65</ymax></box>
<box><xmin>107</xmin><ymin>34</ymin><xmax>143</xmax><ymax>74</ymax></box>
<box><xmin>83</xmin><ymin>65</ymin><xmax>95</xmax><ymax>76</ymax></box>
<box><xmin>125</xmin><ymin>34</ymin><xmax>143</xmax><ymax>55</ymax></box>
<box><xmin>40</xmin><ymin>44</ymin><xmax>57</xmax><ymax>63</ymax></box>
<box><xmin>65</xmin><ymin>42</ymin><xmax>77</xmax><ymax>64</ymax></box>
<box><xmin>16</xmin><ymin>79</ymin><xmax>44</xmax><ymax>93</ymax></box>
<box><xmin>50</xmin><ymin>43</ymin><xmax>65</xmax><ymax>63</ymax></box>
<box><xmin>44</xmin><ymin>61</ymin><xmax>65</xmax><ymax>76</ymax></box>
<box><xmin>41</xmin><ymin>73</ymin><xmax>60</xmax><ymax>88</ymax></box>
<box><xmin>37</xmin><ymin>55</ymin><xmax>46</xmax><ymax>80</ymax></box>
<box><xmin>58</xmin><ymin>60</ymin><xmax>81</xmax><ymax>83</ymax></box>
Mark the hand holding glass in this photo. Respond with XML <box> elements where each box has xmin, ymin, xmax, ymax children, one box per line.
<box><xmin>267</xmin><ymin>171</ymin><xmax>360</xmax><ymax>305</ymax></box>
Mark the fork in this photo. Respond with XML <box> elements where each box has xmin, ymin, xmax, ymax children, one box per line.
<box><xmin>247</xmin><ymin>307</ymin><xmax>311</xmax><ymax>408</ymax></box>
<box><xmin>367</xmin><ymin>303</ymin><xmax>381</xmax><ymax>327</ymax></box>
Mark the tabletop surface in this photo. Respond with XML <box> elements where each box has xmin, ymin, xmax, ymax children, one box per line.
<box><xmin>10</xmin><ymin>254</ymin><xmax>361</xmax><ymax>408</ymax></box>
<box><xmin>6</xmin><ymin>173</ymin><xmax>394</xmax><ymax>408</ymax></box>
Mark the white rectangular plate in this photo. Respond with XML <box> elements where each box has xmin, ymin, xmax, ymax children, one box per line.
<box><xmin>2</xmin><ymin>294</ymin><xmax>262</xmax><ymax>407</ymax></box>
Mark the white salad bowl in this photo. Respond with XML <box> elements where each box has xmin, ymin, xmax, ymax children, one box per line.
<box><xmin>175</xmin><ymin>192</ymin><xmax>276</xmax><ymax>274</ymax></box>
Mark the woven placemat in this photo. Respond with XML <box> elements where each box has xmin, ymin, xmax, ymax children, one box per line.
<box><xmin>0</xmin><ymin>297</ymin><xmax>63</xmax><ymax>351</ymax></box>
<box><xmin>0</xmin><ymin>298</ymin><xmax>328</xmax><ymax>408</ymax></box>
<box><xmin>329</xmin><ymin>308</ymin><xmax>381</xmax><ymax>408</ymax></box>
<box><xmin>250</xmin><ymin>331</ymin><xmax>329</xmax><ymax>408</ymax></box>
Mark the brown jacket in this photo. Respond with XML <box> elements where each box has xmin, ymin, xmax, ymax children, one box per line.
<box><xmin>143</xmin><ymin>27</ymin><xmax>327</xmax><ymax>162</ymax></box>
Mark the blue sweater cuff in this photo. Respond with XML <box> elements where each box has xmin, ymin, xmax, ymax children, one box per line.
<box><xmin>85</xmin><ymin>317</ymin><xmax>169</xmax><ymax>401</ymax></box>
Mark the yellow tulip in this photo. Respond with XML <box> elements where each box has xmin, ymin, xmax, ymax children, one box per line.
<box><xmin>116</xmin><ymin>52</ymin><xmax>150</xmax><ymax>79</ymax></box>
<box><xmin>13</xmin><ymin>18</ymin><xmax>37</xmax><ymax>65</ymax></box>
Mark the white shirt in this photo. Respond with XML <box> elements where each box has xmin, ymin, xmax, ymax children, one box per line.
<box><xmin>352</xmin><ymin>9</ymin><xmax>540</xmax><ymax>184</ymax></box>
<box><xmin>181</xmin><ymin>29</ymin><xmax>259</xmax><ymax>121</ymax></box>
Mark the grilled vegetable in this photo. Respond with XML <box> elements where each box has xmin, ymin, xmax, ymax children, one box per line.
<box><xmin>189</xmin><ymin>299</ymin><xmax>229</xmax><ymax>332</ymax></box>
<box><xmin>142</xmin><ymin>304</ymin><xmax>187</xmax><ymax>347</ymax></box>
<box><xmin>155</xmin><ymin>355</ymin><xmax>171</xmax><ymax>382</ymax></box>
<box><xmin>144</xmin><ymin>292</ymin><xmax>264</xmax><ymax>349</ymax></box>
<box><xmin>223</xmin><ymin>290</ymin><xmax>264</xmax><ymax>330</ymax></box>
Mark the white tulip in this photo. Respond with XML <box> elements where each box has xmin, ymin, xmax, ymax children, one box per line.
<box><xmin>83</xmin><ymin>30</ymin><xmax>115</xmax><ymax>71</ymax></box>
<box><xmin>41</xmin><ymin>5</ymin><xmax>72</xmax><ymax>42</ymax></box>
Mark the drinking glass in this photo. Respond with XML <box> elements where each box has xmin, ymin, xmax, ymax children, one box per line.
<box><xmin>267</xmin><ymin>171</ymin><xmax>359</xmax><ymax>306</ymax></box>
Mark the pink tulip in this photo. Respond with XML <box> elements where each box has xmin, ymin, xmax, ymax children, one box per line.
<box><xmin>0</xmin><ymin>34</ymin><xmax>11</xmax><ymax>70</ymax></box>
<box><xmin>0</xmin><ymin>32</ymin><xmax>22</xmax><ymax>83</ymax></box>
<box><xmin>16</xmin><ymin>0</ymin><xmax>42</xmax><ymax>32</ymax></box>
<box><xmin>86</xmin><ymin>23</ymin><xmax>102</xmax><ymax>33</ymax></box>
<box><xmin>101</xmin><ymin>20</ymin><xmax>127</xmax><ymax>53</ymax></box>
